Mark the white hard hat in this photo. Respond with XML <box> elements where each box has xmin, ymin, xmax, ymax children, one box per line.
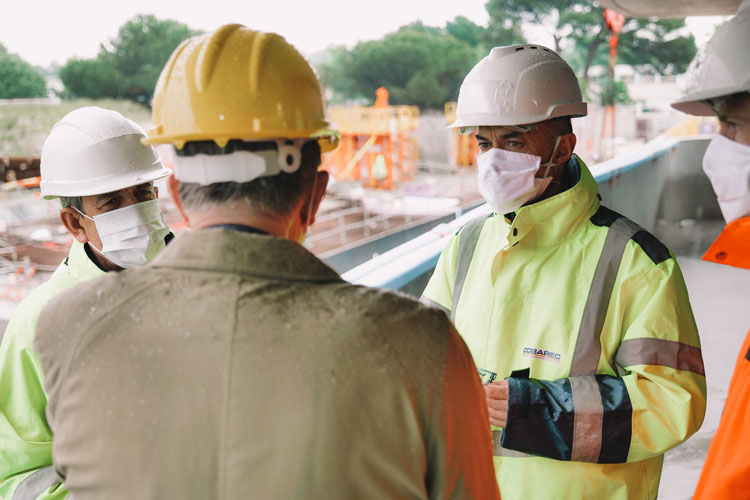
<box><xmin>450</xmin><ymin>44</ymin><xmax>587</xmax><ymax>129</ymax></box>
<box><xmin>671</xmin><ymin>0</ymin><xmax>750</xmax><ymax>116</ymax></box>
<box><xmin>40</xmin><ymin>107</ymin><xmax>171</xmax><ymax>199</ymax></box>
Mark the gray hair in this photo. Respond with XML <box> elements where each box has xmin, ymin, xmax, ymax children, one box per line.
<box><xmin>59</xmin><ymin>196</ymin><xmax>83</xmax><ymax>211</ymax></box>
<box><xmin>176</xmin><ymin>139</ymin><xmax>321</xmax><ymax>215</ymax></box>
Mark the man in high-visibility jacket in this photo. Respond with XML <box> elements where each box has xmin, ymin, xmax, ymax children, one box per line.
<box><xmin>421</xmin><ymin>44</ymin><xmax>707</xmax><ymax>500</ymax></box>
<box><xmin>671</xmin><ymin>1</ymin><xmax>750</xmax><ymax>498</ymax></box>
<box><xmin>0</xmin><ymin>107</ymin><xmax>172</xmax><ymax>500</ymax></box>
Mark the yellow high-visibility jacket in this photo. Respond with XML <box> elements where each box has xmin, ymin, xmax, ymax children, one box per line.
<box><xmin>422</xmin><ymin>156</ymin><xmax>707</xmax><ymax>500</ymax></box>
<box><xmin>0</xmin><ymin>241</ymin><xmax>104</xmax><ymax>500</ymax></box>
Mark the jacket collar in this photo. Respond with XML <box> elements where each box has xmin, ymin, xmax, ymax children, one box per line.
<box><xmin>61</xmin><ymin>239</ymin><xmax>107</xmax><ymax>281</ymax></box>
<box><xmin>149</xmin><ymin>228</ymin><xmax>343</xmax><ymax>283</ymax></box>
<box><xmin>489</xmin><ymin>155</ymin><xmax>601</xmax><ymax>248</ymax></box>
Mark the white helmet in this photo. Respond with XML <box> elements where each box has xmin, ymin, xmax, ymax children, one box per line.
<box><xmin>671</xmin><ymin>0</ymin><xmax>750</xmax><ymax>116</ymax></box>
<box><xmin>450</xmin><ymin>44</ymin><xmax>587</xmax><ymax>130</ymax></box>
<box><xmin>40</xmin><ymin>107</ymin><xmax>171</xmax><ymax>199</ymax></box>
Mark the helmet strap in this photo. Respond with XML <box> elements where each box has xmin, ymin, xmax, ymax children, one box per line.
<box><xmin>540</xmin><ymin>135</ymin><xmax>563</xmax><ymax>177</ymax></box>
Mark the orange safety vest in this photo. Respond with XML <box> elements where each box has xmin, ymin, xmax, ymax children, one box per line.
<box><xmin>702</xmin><ymin>217</ymin><xmax>750</xmax><ymax>268</ymax></box>
<box><xmin>692</xmin><ymin>330</ymin><xmax>750</xmax><ymax>500</ymax></box>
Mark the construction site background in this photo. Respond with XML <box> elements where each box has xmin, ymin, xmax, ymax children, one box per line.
<box><xmin>0</xmin><ymin>71</ymin><xmax>719</xmax><ymax>329</ymax></box>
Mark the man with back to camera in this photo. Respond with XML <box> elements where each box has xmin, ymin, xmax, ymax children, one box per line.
<box><xmin>0</xmin><ymin>106</ymin><xmax>172</xmax><ymax>500</ymax></box>
<box><xmin>31</xmin><ymin>25</ymin><xmax>501</xmax><ymax>500</ymax></box>
<box><xmin>421</xmin><ymin>44</ymin><xmax>707</xmax><ymax>499</ymax></box>
<box><xmin>671</xmin><ymin>1</ymin><xmax>750</xmax><ymax>497</ymax></box>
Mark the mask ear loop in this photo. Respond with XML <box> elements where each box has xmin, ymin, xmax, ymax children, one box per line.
<box><xmin>541</xmin><ymin>135</ymin><xmax>563</xmax><ymax>177</ymax></box>
<box><xmin>72</xmin><ymin>207</ymin><xmax>108</xmax><ymax>255</ymax></box>
<box><xmin>72</xmin><ymin>207</ymin><xmax>94</xmax><ymax>222</ymax></box>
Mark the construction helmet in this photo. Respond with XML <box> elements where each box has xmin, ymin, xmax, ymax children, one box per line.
<box><xmin>450</xmin><ymin>44</ymin><xmax>587</xmax><ymax>130</ymax></box>
<box><xmin>671</xmin><ymin>0</ymin><xmax>750</xmax><ymax>116</ymax></box>
<box><xmin>144</xmin><ymin>24</ymin><xmax>338</xmax><ymax>154</ymax></box>
<box><xmin>40</xmin><ymin>107</ymin><xmax>170</xmax><ymax>200</ymax></box>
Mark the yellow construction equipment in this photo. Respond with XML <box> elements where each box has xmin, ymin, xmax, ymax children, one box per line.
<box><xmin>323</xmin><ymin>87</ymin><xmax>419</xmax><ymax>189</ymax></box>
<box><xmin>444</xmin><ymin>102</ymin><xmax>478</xmax><ymax>167</ymax></box>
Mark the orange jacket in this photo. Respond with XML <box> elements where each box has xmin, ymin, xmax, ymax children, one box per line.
<box><xmin>703</xmin><ymin>217</ymin><xmax>750</xmax><ymax>268</ymax></box>
<box><xmin>693</xmin><ymin>329</ymin><xmax>750</xmax><ymax>499</ymax></box>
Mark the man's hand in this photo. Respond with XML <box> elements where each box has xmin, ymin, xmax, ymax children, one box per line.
<box><xmin>484</xmin><ymin>379</ymin><xmax>509</xmax><ymax>428</ymax></box>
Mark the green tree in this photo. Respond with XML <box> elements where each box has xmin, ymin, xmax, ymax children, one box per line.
<box><xmin>486</xmin><ymin>0</ymin><xmax>575</xmax><ymax>52</ymax></box>
<box><xmin>103</xmin><ymin>14</ymin><xmax>201</xmax><ymax>101</ymax></box>
<box><xmin>59</xmin><ymin>58</ymin><xmax>121</xmax><ymax>99</ymax></box>
<box><xmin>485</xmin><ymin>0</ymin><xmax>696</xmax><ymax>81</ymax></box>
<box><xmin>319</xmin><ymin>23</ymin><xmax>479</xmax><ymax>109</ymax></box>
<box><xmin>0</xmin><ymin>44</ymin><xmax>47</xmax><ymax>98</ymax></box>
<box><xmin>481</xmin><ymin>4</ymin><xmax>525</xmax><ymax>49</ymax></box>
<box><xmin>446</xmin><ymin>16</ymin><xmax>485</xmax><ymax>47</ymax></box>
<box><xmin>59</xmin><ymin>14</ymin><xmax>200</xmax><ymax>102</ymax></box>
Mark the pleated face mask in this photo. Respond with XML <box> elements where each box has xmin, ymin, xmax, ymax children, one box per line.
<box><xmin>703</xmin><ymin>134</ymin><xmax>750</xmax><ymax>223</ymax></box>
<box><xmin>76</xmin><ymin>199</ymin><xmax>170</xmax><ymax>268</ymax></box>
<box><xmin>476</xmin><ymin>136</ymin><xmax>561</xmax><ymax>214</ymax></box>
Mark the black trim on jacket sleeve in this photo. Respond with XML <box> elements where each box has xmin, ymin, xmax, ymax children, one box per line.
<box><xmin>589</xmin><ymin>206</ymin><xmax>671</xmax><ymax>265</ymax></box>
<box><xmin>502</xmin><ymin>375</ymin><xmax>633</xmax><ymax>463</ymax></box>
<box><xmin>597</xmin><ymin>374</ymin><xmax>633</xmax><ymax>463</ymax></box>
<box><xmin>502</xmin><ymin>377</ymin><xmax>575</xmax><ymax>461</ymax></box>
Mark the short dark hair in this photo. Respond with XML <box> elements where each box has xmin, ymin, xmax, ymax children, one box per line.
<box><xmin>546</xmin><ymin>116</ymin><xmax>573</xmax><ymax>135</ymax></box>
<box><xmin>176</xmin><ymin>139</ymin><xmax>321</xmax><ymax>215</ymax></box>
<box><xmin>705</xmin><ymin>91</ymin><xmax>750</xmax><ymax>114</ymax></box>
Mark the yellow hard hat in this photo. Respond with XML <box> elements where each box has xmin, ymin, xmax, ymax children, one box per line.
<box><xmin>144</xmin><ymin>24</ymin><xmax>338</xmax><ymax>152</ymax></box>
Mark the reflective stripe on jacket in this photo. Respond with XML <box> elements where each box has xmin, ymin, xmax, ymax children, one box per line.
<box><xmin>422</xmin><ymin>156</ymin><xmax>707</xmax><ymax>500</ymax></box>
<box><xmin>0</xmin><ymin>241</ymin><xmax>103</xmax><ymax>500</ymax></box>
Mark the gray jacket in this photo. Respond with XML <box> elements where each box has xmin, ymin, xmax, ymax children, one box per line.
<box><xmin>35</xmin><ymin>228</ymin><xmax>499</xmax><ymax>500</ymax></box>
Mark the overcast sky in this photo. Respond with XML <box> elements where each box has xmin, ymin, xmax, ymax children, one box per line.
<box><xmin>1</xmin><ymin>0</ymin><xmax>726</xmax><ymax>68</ymax></box>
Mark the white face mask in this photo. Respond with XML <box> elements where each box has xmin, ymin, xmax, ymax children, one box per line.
<box><xmin>476</xmin><ymin>136</ymin><xmax>561</xmax><ymax>214</ymax></box>
<box><xmin>76</xmin><ymin>199</ymin><xmax>170</xmax><ymax>268</ymax></box>
<box><xmin>703</xmin><ymin>134</ymin><xmax>750</xmax><ymax>224</ymax></box>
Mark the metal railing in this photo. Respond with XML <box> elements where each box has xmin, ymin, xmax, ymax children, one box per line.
<box><xmin>342</xmin><ymin>135</ymin><xmax>715</xmax><ymax>295</ymax></box>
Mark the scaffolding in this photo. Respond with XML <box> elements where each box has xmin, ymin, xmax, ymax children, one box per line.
<box><xmin>323</xmin><ymin>87</ymin><xmax>419</xmax><ymax>189</ymax></box>
<box><xmin>444</xmin><ymin>102</ymin><xmax>478</xmax><ymax>167</ymax></box>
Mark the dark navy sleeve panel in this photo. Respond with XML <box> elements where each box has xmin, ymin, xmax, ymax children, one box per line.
<box><xmin>502</xmin><ymin>377</ymin><xmax>575</xmax><ymax>461</ymax></box>
<box><xmin>502</xmin><ymin>375</ymin><xmax>633</xmax><ymax>464</ymax></box>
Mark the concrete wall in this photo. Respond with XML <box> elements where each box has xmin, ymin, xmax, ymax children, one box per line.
<box><xmin>594</xmin><ymin>137</ymin><xmax>719</xmax><ymax>231</ymax></box>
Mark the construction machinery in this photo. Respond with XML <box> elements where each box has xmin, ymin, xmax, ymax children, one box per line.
<box><xmin>323</xmin><ymin>87</ymin><xmax>419</xmax><ymax>189</ymax></box>
<box><xmin>444</xmin><ymin>101</ymin><xmax>478</xmax><ymax>167</ymax></box>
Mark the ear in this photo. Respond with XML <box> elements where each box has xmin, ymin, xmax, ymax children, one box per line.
<box><xmin>154</xmin><ymin>185</ymin><xmax>159</xmax><ymax>199</ymax></box>
<box><xmin>555</xmin><ymin>133</ymin><xmax>577</xmax><ymax>164</ymax></box>
<box><xmin>167</xmin><ymin>175</ymin><xmax>190</xmax><ymax>225</ymax></box>
<box><xmin>301</xmin><ymin>170</ymin><xmax>329</xmax><ymax>226</ymax></box>
<box><xmin>60</xmin><ymin>208</ymin><xmax>89</xmax><ymax>244</ymax></box>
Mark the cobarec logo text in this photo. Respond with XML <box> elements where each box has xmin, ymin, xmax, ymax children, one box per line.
<box><xmin>523</xmin><ymin>347</ymin><xmax>562</xmax><ymax>363</ymax></box>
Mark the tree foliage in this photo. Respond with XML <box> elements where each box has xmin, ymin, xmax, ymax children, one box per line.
<box><xmin>60</xmin><ymin>15</ymin><xmax>200</xmax><ymax>103</ymax></box>
<box><xmin>0</xmin><ymin>44</ymin><xmax>47</xmax><ymax>99</ymax></box>
<box><xmin>446</xmin><ymin>16</ymin><xmax>486</xmax><ymax>47</ymax></box>
<box><xmin>318</xmin><ymin>22</ymin><xmax>481</xmax><ymax>109</ymax></box>
<box><xmin>59</xmin><ymin>58</ymin><xmax>121</xmax><ymax>99</ymax></box>
<box><xmin>485</xmin><ymin>0</ymin><xmax>697</xmax><ymax>80</ymax></box>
